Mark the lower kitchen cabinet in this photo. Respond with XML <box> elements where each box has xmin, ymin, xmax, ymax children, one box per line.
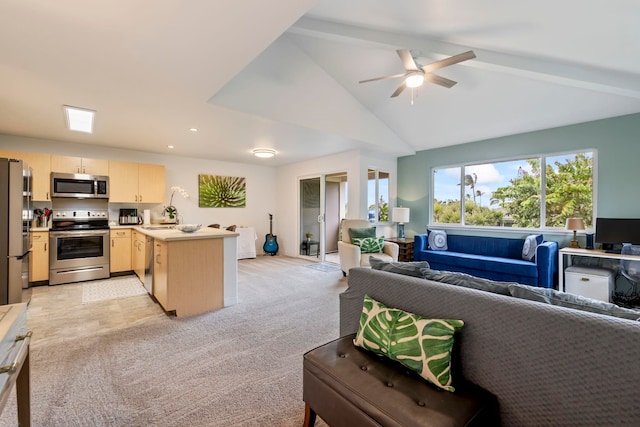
<box><xmin>110</xmin><ymin>229</ymin><xmax>132</xmax><ymax>273</ymax></box>
<box><xmin>30</xmin><ymin>231</ymin><xmax>49</xmax><ymax>282</ymax></box>
<box><xmin>153</xmin><ymin>238</ymin><xmax>224</xmax><ymax>317</ymax></box>
<box><xmin>132</xmin><ymin>231</ymin><xmax>146</xmax><ymax>280</ymax></box>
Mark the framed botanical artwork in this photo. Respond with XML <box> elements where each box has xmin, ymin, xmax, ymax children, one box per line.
<box><xmin>198</xmin><ymin>174</ymin><xmax>246</xmax><ymax>207</ymax></box>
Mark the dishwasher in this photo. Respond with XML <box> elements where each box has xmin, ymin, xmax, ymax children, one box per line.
<box><xmin>143</xmin><ymin>236</ymin><xmax>154</xmax><ymax>294</ymax></box>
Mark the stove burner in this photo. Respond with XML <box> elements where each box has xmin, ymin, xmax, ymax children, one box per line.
<box><xmin>51</xmin><ymin>209</ymin><xmax>110</xmax><ymax>231</ymax></box>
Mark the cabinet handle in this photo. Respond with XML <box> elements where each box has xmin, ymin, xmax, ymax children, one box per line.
<box><xmin>134</xmin><ymin>195</ymin><xmax>138</xmax><ymax>202</ymax></box>
<box><xmin>44</xmin><ymin>243</ymin><xmax>47</xmax><ymax>251</ymax></box>
<box><xmin>112</xmin><ymin>239</ymin><xmax>114</xmax><ymax>247</ymax></box>
<box><xmin>155</xmin><ymin>254</ymin><xmax>161</xmax><ymax>264</ymax></box>
<box><xmin>46</xmin><ymin>191</ymin><xmax>50</xmax><ymax>200</ymax></box>
<box><xmin>580</xmin><ymin>277</ymin><xmax>590</xmax><ymax>281</ymax></box>
<box><xmin>82</xmin><ymin>168</ymin><xmax>86</xmax><ymax>174</ymax></box>
<box><xmin>139</xmin><ymin>195</ymin><xmax>142</xmax><ymax>202</ymax></box>
<box><xmin>77</xmin><ymin>167</ymin><xmax>80</xmax><ymax>173</ymax></box>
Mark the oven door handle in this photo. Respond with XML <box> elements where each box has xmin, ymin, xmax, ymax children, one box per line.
<box><xmin>50</xmin><ymin>230</ymin><xmax>110</xmax><ymax>237</ymax></box>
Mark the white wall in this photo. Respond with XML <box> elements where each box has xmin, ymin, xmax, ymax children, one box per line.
<box><xmin>2</xmin><ymin>134</ymin><xmax>277</xmax><ymax>253</ymax></box>
<box><xmin>276</xmin><ymin>149</ymin><xmax>397</xmax><ymax>257</ymax></box>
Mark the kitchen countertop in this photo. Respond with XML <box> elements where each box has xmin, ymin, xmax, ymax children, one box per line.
<box><xmin>119</xmin><ymin>225</ymin><xmax>239</xmax><ymax>242</ymax></box>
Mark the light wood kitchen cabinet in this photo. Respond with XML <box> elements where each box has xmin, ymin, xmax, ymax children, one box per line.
<box><xmin>0</xmin><ymin>151</ymin><xmax>52</xmax><ymax>201</ymax></box>
<box><xmin>30</xmin><ymin>231</ymin><xmax>49</xmax><ymax>282</ymax></box>
<box><xmin>108</xmin><ymin>161</ymin><xmax>165</xmax><ymax>203</ymax></box>
<box><xmin>110</xmin><ymin>229</ymin><xmax>132</xmax><ymax>273</ymax></box>
<box><xmin>131</xmin><ymin>230</ymin><xmax>146</xmax><ymax>281</ymax></box>
<box><xmin>51</xmin><ymin>155</ymin><xmax>109</xmax><ymax>175</ymax></box>
<box><xmin>152</xmin><ymin>238</ymin><xmax>224</xmax><ymax>316</ymax></box>
<box><xmin>20</xmin><ymin>152</ymin><xmax>52</xmax><ymax>201</ymax></box>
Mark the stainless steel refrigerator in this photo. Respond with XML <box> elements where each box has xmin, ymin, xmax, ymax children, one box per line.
<box><xmin>0</xmin><ymin>158</ymin><xmax>31</xmax><ymax>305</ymax></box>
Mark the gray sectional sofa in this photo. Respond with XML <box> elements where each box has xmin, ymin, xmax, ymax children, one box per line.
<box><xmin>338</xmin><ymin>267</ymin><xmax>640</xmax><ymax>426</ymax></box>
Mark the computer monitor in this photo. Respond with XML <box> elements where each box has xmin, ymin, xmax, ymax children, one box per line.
<box><xmin>595</xmin><ymin>218</ymin><xmax>640</xmax><ymax>251</ymax></box>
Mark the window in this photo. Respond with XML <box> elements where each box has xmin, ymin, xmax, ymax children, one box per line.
<box><xmin>432</xmin><ymin>151</ymin><xmax>594</xmax><ymax>229</ymax></box>
<box><xmin>368</xmin><ymin>169</ymin><xmax>389</xmax><ymax>223</ymax></box>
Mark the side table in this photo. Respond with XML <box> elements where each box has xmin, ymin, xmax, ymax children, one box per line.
<box><xmin>301</xmin><ymin>240</ymin><xmax>320</xmax><ymax>257</ymax></box>
<box><xmin>385</xmin><ymin>238</ymin><xmax>414</xmax><ymax>262</ymax></box>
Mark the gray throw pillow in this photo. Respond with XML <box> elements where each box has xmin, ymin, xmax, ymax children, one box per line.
<box><xmin>370</xmin><ymin>257</ymin><xmax>430</xmax><ymax>278</ymax></box>
<box><xmin>521</xmin><ymin>234</ymin><xmax>539</xmax><ymax>261</ymax></box>
<box><xmin>420</xmin><ymin>268</ymin><xmax>513</xmax><ymax>296</ymax></box>
<box><xmin>508</xmin><ymin>284</ymin><xmax>640</xmax><ymax>321</ymax></box>
<box><xmin>428</xmin><ymin>230</ymin><xmax>448</xmax><ymax>251</ymax></box>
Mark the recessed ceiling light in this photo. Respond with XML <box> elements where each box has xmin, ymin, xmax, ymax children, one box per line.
<box><xmin>63</xmin><ymin>105</ymin><xmax>95</xmax><ymax>133</ymax></box>
<box><xmin>252</xmin><ymin>148</ymin><xmax>276</xmax><ymax>158</ymax></box>
<box><xmin>189</xmin><ymin>128</ymin><xmax>198</xmax><ymax>132</ymax></box>
<box><xmin>167</xmin><ymin>145</ymin><xmax>175</xmax><ymax>149</ymax></box>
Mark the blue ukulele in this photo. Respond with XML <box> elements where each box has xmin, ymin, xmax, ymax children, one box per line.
<box><xmin>263</xmin><ymin>213</ymin><xmax>279</xmax><ymax>255</ymax></box>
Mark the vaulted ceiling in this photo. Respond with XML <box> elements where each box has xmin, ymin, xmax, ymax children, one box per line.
<box><xmin>1</xmin><ymin>0</ymin><xmax>639</xmax><ymax>166</ymax></box>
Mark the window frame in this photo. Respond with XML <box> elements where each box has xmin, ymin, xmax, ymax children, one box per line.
<box><xmin>430</xmin><ymin>149</ymin><xmax>597</xmax><ymax>233</ymax></box>
<box><xmin>368</xmin><ymin>169</ymin><xmax>390</xmax><ymax>224</ymax></box>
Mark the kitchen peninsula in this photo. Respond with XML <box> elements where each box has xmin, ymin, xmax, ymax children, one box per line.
<box><xmin>129</xmin><ymin>226</ymin><xmax>238</xmax><ymax>317</ymax></box>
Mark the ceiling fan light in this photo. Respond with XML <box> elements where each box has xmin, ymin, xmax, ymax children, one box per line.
<box><xmin>252</xmin><ymin>148</ymin><xmax>276</xmax><ymax>158</ymax></box>
<box><xmin>405</xmin><ymin>73</ymin><xmax>425</xmax><ymax>88</ymax></box>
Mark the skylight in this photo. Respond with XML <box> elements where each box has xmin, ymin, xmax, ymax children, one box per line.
<box><xmin>63</xmin><ymin>105</ymin><xmax>95</xmax><ymax>133</ymax></box>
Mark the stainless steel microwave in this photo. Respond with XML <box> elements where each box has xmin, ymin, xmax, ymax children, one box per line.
<box><xmin>51</xmin><ymin>172</ymin><xmax>109</xmax><ymax>199</ymax></box>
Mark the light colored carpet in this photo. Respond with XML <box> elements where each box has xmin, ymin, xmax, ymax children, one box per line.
<box><xmin>0</xmin><ymin>256</ymin><xmax>343</xmax><ymax>426</ymax></box>
<box><xmin>82</xmin><ymin>275</ymin><xmax>147</xmax><ymax>303</ymax></box>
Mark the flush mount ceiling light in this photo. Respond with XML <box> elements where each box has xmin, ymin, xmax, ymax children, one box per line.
<box><xmin>63</xmin><ymin>105</ymin><xmax>95</xmax><ymax>133</ymax></box>
<box><xmin>252</xmin><ymin>148</ymin><xmax>276</xmax><ymax>158</ymax></box>
<box><xmin>189</xmin><ymin>128</ymin><xmax>198</xmax><ymax>132</ymax></box>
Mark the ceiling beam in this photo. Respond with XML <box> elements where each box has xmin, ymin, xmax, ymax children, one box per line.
<box><xmin>290</xmin><ymin>17</ymin><xmax>640</xmax><ymax>100</ymax></box>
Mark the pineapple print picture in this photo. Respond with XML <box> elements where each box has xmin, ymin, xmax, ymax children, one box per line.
<box><xmin>198</xmin><ymin>174</ymin><xmax>247</xmax><ymax>208</ymax></box>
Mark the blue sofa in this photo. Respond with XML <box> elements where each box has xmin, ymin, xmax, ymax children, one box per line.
<box><xmin>414</xmin><ymin>232</ymin><xmax>558</xmax><ymax>288</ymax></box>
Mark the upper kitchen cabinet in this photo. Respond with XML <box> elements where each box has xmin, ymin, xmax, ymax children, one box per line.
<box><xmin>51</xmin><ymin>155</ymin><xmax>109</xmax><ymax>175</ymax></box>
<box><xmin>20</xmin><ymin>152</ymin><xmax>52</xmax><ymax>201</ymax></box>
<box><xmin>108</xmin><ymin>161</ymin><xmax>165</xmax><ymax>203</ymax></box>
<box><xmin>0</xmin><ymin>150</ymin><xmax>52</xmax><ymax>201</ymax></box>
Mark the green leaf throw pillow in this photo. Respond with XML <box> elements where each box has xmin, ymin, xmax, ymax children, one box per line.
<box><xmin>352</xmin><ymin>237</ymin><xmax>384</xmax><ymax>253</ymax></box>
<box><xmin>353</xmin><ymin>294</ymin><xmax>464</xmax><ymax>392</ymax></box>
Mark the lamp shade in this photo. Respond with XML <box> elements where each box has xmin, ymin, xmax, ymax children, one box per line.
<box><xmin>566</xmin><ymin>218</ymin><xmax>585</xmax><ymax>231</ymax></box>
<box><xmin>392</xmin><ymin>207</ymin><xmax>410</xmax><ymax>223</ymax></box>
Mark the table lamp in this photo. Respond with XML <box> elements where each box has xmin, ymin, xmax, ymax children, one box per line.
<box><xmin>566</xmin><ymin>217</ymin><xmax>585</xmax><ymax>248</ymax></box>
<box><xmin>392</xmin><ymin>207</ymin><xmax>410</xmax><ymax>239</ymax></box>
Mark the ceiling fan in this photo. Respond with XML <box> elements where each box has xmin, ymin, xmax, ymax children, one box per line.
<box><xmin>359</xmin><ymin>49</ymin><xmax>476</xmax><ymax>98</ymax></box>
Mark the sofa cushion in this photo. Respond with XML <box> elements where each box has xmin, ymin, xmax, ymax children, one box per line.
<box><xmin>521</xmin><ymin>234</ymin><xmax>540</xmax><ymax>261</ymax></box>
<box><xmin>353</xmin><ymin>294</ymin><xmax>464</xmax><ymax>392</ymax></box>
<box><xmin>370</xmin><ymin>257</ymin><xmax>431</xmax><ymax>278</ymax></box>
<box><xmin>428</xmin><ymin>229</ymin><xmax>448</xmax><ymax>251</ymax></box>
<box><xmin>423</xmin><ymin>251</ymin><xmax>538</xmax><ymax>279</ymax></box>
<box><xmin>352</xmin><ymin>237</ymin><xmax>384</xmax><ymax>253</ymax></box>
<box><xmin>420</xmin><ymin>268</ymin><xmax>514</xmax><ymax>296</ymax></box>
<box><xmin>508</xmin><ymin>284</ymin><xmax>640</xmax><ymax>321</ymax></box>
<box><xmin>349</xmin><ymin>227</ymin><xmax>376</xmax><ymax>240</ymax></box>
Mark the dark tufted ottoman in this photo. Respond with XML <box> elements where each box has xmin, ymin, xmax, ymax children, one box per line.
<box><xmin>303</xmin><ymin>335</ymin><xmax>499</xmax><ymax>427</ymax></box>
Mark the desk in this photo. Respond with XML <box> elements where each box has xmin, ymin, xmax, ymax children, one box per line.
<box><xmin>558</xmin><ymin>247</ymin><xmax>640</xmax><ymax>292</ymax></box>
<box><xmin>301</xmin><ymin>240</ymin><xmax>319</xmax><ymax>257</ymax></box>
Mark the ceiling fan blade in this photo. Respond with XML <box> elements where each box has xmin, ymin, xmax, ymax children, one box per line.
<box><xmin>424</xmin><ymin>73</ymin><xmax>457</xmax><ymax>88</ymax></box>
<box><xmin>397</xmin><ymin>49</ymin><xmax>419</xmax><ymax>71</ymax></box>
<box><xmin>359</xmin><ymin>72</ymin><xmax>408</xmax><ymax>84</ymax></box>
<box><xmin>421</xmin><ymin>50</ymin><xmax>476</xmax><ymax>73</ymax></box>
<box><xmin>391</xmin><ymin>81</ymin><xmax>407</xmax><ymax>98</ymax></box>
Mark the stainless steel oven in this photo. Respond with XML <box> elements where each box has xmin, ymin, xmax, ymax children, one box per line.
<box><xmin>49</xmin><ymin>209</ymin><xmax>110</xmax><ymax>285</ymax></box>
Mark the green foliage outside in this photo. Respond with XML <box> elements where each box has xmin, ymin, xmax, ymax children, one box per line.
<box><xmin>434</xmin><ymin>154</ymin><xmax>593</xmax><ymax>228</ymax></box>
